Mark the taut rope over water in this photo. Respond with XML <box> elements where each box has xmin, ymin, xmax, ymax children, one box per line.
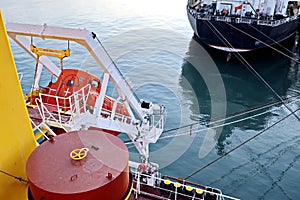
<box><xmin>205</xmin><ymin>20</ymin><xmax>300</xmax><ymax>121</ymax></box>
<box><xmin>184</xmin><ymin>107</ymin><xmax>300</xmax><ymax>180</ymax></box>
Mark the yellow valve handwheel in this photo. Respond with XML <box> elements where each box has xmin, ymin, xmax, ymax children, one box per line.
<box><xmin>70</xmin><ymin>148</ymin><xmax>89</xmax><ymax>161</ymax></box>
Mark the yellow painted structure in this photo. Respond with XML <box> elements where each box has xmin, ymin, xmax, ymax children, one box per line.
<box><xmin>0</xmin><ymin>11</ymin><xmax>37</xmax><ymax>200</ymax></box>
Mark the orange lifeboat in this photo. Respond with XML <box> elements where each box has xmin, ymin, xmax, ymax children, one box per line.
<box><xmin>26</xmin><ymin>68</ymin><xmax>130</xmax><ymax>136</ymax></box>
<box><xmin>31</xmin><ymin>69</ymin><xmax>128</xmax><ymax>115</ymax></box>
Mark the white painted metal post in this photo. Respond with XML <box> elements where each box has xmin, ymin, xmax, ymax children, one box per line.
<box><xmin>94</xmin><ymin>72</ymin><xmax>109</xmax><ymax>116</ymax></box>
<box><xmin>33</xmin><ymin>63</ymin><xmax>43</xmax><ymax>89</ymax></box>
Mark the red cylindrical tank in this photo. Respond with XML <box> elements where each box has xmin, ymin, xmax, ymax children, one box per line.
<box><xmin>26</xmin><ymin>130</ymin><xmax>130</xmax><ymax>200</ymax></box>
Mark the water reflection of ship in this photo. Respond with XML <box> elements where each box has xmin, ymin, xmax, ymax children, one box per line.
<box><xmin>181</xmin><ymin>36</ymin><xmax>299</xmax><ymax>154</ymax></box>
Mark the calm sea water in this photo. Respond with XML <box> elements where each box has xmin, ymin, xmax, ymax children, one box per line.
<box><xmin>1</xmin><ymin>0</ymin><xmax>300</xmax><ymax>199</ymax></box>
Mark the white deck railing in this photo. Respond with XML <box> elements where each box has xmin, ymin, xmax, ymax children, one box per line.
<box><xmin>187</xmin><ymin>6</ymin><xmax>298</xmax><ymax>27</ymax></box>
<box><xmin>36</xmin><ymin>84</ymin><xmax>91</xmax><ymax>127</ymax></box>
<box><xmin>130</xmin><ymin>169</ymin><xmax>240</xmax><ymax>200</ymax></box>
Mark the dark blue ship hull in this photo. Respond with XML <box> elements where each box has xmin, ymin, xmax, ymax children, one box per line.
<box><xmin>187</xmin><ymin>7</ymin><xmax>300</xmax><ymax>52</ymax></box>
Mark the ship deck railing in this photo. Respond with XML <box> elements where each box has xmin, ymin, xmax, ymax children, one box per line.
<box><xmin>101</xmin><ymin>106</ymin><xmax>133</xmax><ymax>124</ymax></box>
<box><xmin>35</xmin><ymin>98</ymin><xmax>71</xmax><ymax>131</ymax></box>
<box><xmin>130</xmin><ymin>169</ymin><xmax>240</xmax><ymax>200</ymax></box>
<box><xmin>35</xmin><ymin>84</ymin><xmax>91</xmax><ymax>127</ymax></box>
<box><xmin>30</xmin><ymin>118</ymin><xmax>58</xmax><ymax>144</ymax></box>
<box><xmin>30</xmin><ymin>118</ymin><xmax>51</xmax><ymax>142</ymax></box>
<box><xmin>187</xmin><ymin>6</ymin><xmax>298</xmax><ymax>27</ymax></box>
<box><xmin>36</xmin><ymin>83</ymin><xmax>137</xmax><ymax>129</ymax></box>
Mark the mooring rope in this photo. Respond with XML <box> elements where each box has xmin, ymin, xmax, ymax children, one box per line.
<box><xmin>250</xmin><ymin>25</ymin><xmax>296</xmax><ymax>56</ymax></box>
<box><xmin>124</xmin><ymin>95</ymin><xmax>300</xmax><ymax>146</ymax></box>
<box><xmin>162</xmin><ymin>94</ymin><xmax>300</xmax><ymax>135</ymax></box>
<box><xmin>92</xmin><ymin>33</ymin><xmax>140</xmax><ymax>102</ymax></box>
<box><xmin>226</xmin><ymin>22</ymin><xmax>300</xmax><ymax>63</ymax></box>
<box><xmin>205</xmin><ymin>20</ymin><xmax>300</xmax><ymax>121</ymax></box>
<box><xmin>0</xmin><ymin>169</ymin><xmax>28</xmax><ymax>183</ymax></box>
<box><xmin>184</xmin><ymin>106</ymin><xmax>300</xmax><ymax>180</ymax></box>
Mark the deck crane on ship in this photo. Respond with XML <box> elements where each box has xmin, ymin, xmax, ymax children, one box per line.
<box><xmin>6</xmin><ymin>23</ymin><xmax>165</xmax><ymax>172</ymax></box>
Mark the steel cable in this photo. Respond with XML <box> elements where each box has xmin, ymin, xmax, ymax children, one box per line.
<box><xmin>184</xmin><ymin>107</ymin><xmax>300</xmax><ymax>180</ymax></box>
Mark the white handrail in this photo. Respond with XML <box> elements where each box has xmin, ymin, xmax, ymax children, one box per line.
<box><xmin>35</xmin><ymin>98</ymin><xmax>69</xmax><ymax>132</ymax></box>
<box><xmin>30</xmin><ymin>119</ymin><xmax>50</xmax><ymax>141</ymax></box>
<box><xmin>188</xmin><ymin>6</ymin><xmax>298</xmax><ymax>27</ymax></box>
<box><xmin>38</xmin><ymin>84</ymin><xmax>91</xmax><ymax>123</ymax></box>
<box><xmin>131</xmin><ymin>170</ymin><xmax>240</xmax><ymax>200</ymax></box>
<box><xmin>68</xmin><ymin>84</ymin><xmax>91</xmax><ymax>115</ymax></box>
<box><xmin>101</xmin><ymin>107</ymin><xmax>132</xmax><ymax>124</ymax></box>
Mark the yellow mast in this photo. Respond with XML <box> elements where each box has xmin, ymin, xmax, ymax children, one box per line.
<box><xmin>0</xmin><ymin>11</ymin><xmax>36</xmax><ymax>200</ymax></box>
